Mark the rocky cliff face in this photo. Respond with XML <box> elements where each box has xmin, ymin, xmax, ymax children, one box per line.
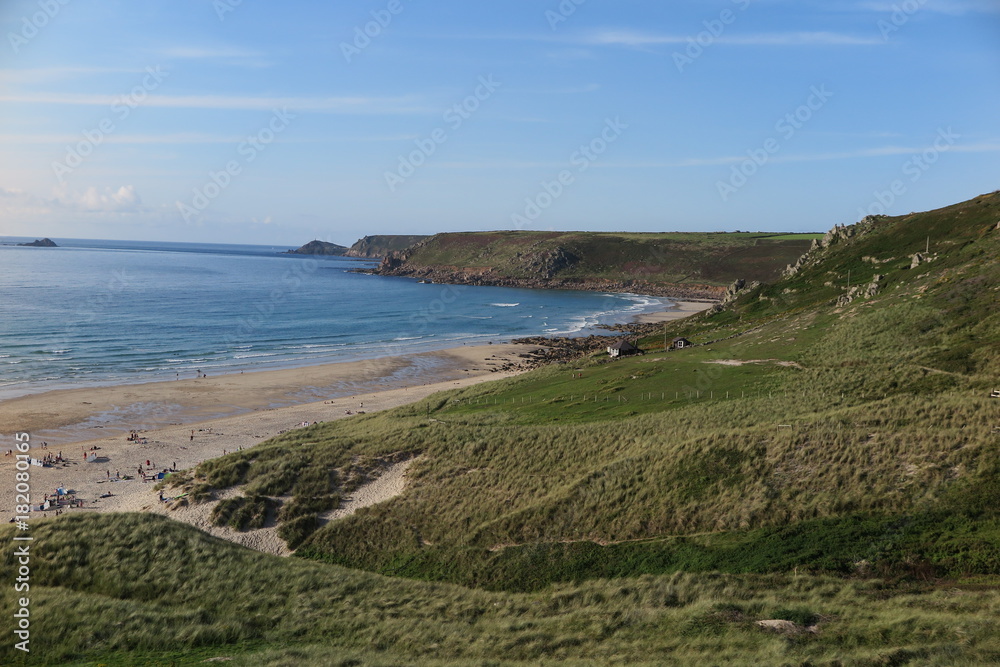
<box><xmin>344</xmin><ymin>235</ymin><xmax>429</xmax><ymax>258</ymax></box>
<box><xmin>366</xmin><ymin>252</ymin><xmax>724</xmax><ymax>300</ymax></box>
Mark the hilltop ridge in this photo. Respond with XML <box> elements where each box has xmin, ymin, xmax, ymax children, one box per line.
<box><xmin>365</xmin><ymin>230</ymin><xmax>819</xmax><ymax>300</ymax></box>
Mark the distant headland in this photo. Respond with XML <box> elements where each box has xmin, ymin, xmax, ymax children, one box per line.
<box><xmin>286</xmin><ymin>235</ymin><xmax>429</xmax><ymax>259</ymax></box>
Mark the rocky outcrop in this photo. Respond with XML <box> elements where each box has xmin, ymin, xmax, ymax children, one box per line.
<box><xmin>909</xmin><ymin>252</ymin><xmax>938</xmax><ymax>269</ymax></box>
<box><xmin>721</xmin><ymin>279</ymin><xmax>761</xmax><ymax>305</ymax></box>
<box><xmin>836</xmin><ymin>274</ymin><xmax>885</xmax><ymax>307</ymax></box>
<box><xmin>17</xmin><ymin>238</ymin><xmax>57</xmax><ymax>247</ymax></box>
<box><xmin>785</xmin><ymin>216</ymin><xmax>888</xmax><ymax>279</ymax></box>
<box><xmin>518</xmin><ymin>246</ymin><xmax>578</xmax><ymax>279</ymax></box>
<box><xmin>344</xmin><ymin>235</ymin><xmax>428</xmax><ymax>258</ymax></box>
<box><xmin>285</xmin><ymin>240</ymin><xmax>348</xmax><ymax>256</ymax></box>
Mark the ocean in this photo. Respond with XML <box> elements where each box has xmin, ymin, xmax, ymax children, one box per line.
<box><xmin>0</xmin><ymin>238</ymin><xmax>665</xmax><ymax>400</ymax></box>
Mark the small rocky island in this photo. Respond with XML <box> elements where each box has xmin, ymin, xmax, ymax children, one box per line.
<box><xmin>17</xmin><ymin>238</ymin><xmax>58</xmax><ymax>247</ymax></box>
<box><xmin>285</xmin><ymin>240</ymin><xmax>348</xmax><ymax>256</ymax></box>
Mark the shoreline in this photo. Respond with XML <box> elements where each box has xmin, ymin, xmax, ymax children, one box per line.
<box><xmin>0</xmin><ymin>344</ymin><xmax>532</xmax><ymax>446</ymax></box>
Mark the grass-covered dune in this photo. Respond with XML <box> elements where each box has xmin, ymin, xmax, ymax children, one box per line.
<box><xmin>371</xmin><ymin>230</ymin><xmax>820</xmax><ymax>295</ymax></box>
<box><xmin>3</xmin><ymin>514</ymin><xmax>1000</xmax><ymax>666</ymax></box>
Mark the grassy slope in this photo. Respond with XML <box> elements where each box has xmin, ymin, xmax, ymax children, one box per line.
<box><xmin>389</xmin><ymin>230</ymin><xmax>819</xmax><ymax>286</ymax></box>
<box><xmin>3</xmin><ymin>515</ymin><xmax>1000</xmax><ymax>666</ymax></box>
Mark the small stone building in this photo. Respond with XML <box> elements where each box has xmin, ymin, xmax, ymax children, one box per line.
<box><xmin>671</xmin><ymin>337</ymin><xmax>693</xmax><ymax>350</ymax></box>
<box><xmin>607</xmin><ymin>340</ymin><xmax>641</xmax><ymax>359</ymax></box>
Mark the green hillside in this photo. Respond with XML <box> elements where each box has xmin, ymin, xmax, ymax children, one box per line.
<box><xmin>373</xmin><ymin>230</ymin><xmax>820</xmax><ymax>296</ymax></box>
<box><xmin>5</xmin><ymin>192</ymin><xmax>1000</xmax><ymax>665</ymax></box>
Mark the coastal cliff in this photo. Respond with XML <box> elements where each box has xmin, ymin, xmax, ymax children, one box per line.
<box><xmin>362</xmin><ymin>230</ymin><xmax>818</xmax><ymax>300</ymax></box>
<box><xmin>344</xmin><ymin>234</ymin><xmax>428</xmax><ymax>258</ymax></box>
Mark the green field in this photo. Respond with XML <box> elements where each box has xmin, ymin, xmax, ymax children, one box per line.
<box><xmin>3</xmin><ymin>192</ymin><xmax>1000</xmax><ymax>665</ymax></box>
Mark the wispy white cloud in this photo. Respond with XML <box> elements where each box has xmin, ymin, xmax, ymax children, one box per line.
<box><xmin>857</xmin><ymin>0</ymin><xmax>1000</xmax><ymax>15</ymax></box>
<box><xmin>0</xmin><ymin>92</ymin><xmax>430</xmax><ymax>114</ymax></box>
<box><xmin>0</xmin><ymin>132</ymin><xmax>425</xmax><ymax>145</ymax></box>
<box><xmin>467</xmin><ymin>29</ymin><xmax>883</xmax><ymax>47</ymax></box>
<box><xmin>424</xmin><ymin>142</ymin><xmax>1000</xmax><ymax>170</ymax></box>
<box><xmin>52</xmin><ymin>184</ymin><xmax>142</xmax><ymax>213</ymax></box>
<box><xmin>587</xmin><ymin>30</ymin><xmax>883</xmax><ymax>47</ymax></box>
<box><xmin>0</xmin><ymin>132</ymin><xmax>240</xmax><ymax>145</ymax></box>
<box><xmin>0</xmin><ymin>66</ymin><xmax>147</xmax><ymax>84</ymax></box>
<box><xmin>158</xmin><ymin>46</ymin><xmax>264</xmax><ymax>60</ymax></box>
<box><xmin>156</xmin><ymin>45</ymin><xmax>273</xmax><ymax>68</ymax></box>
<box><xmin>0</xmin><ymin>184</ymin><xmax>143</xmax><ymax>218</ymax></box>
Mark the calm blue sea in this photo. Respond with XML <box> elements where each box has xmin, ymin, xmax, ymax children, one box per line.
<box><xmin>0</xmin><ymin>238</ymin><xmax>665</xmax><ymax>400</ymax></box>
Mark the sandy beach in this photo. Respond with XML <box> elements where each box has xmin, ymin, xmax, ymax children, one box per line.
<box><xmin>0</xmin><ymin>344</ymin><xmax>532</xmax><ymax>531</ymax></box>
<box><xmin>632</xmin><ymin>300</ymin><xmax>714</xmax><ymax>324</ymax></box>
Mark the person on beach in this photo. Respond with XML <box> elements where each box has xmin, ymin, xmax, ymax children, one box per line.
<box><xmin>190</xmin><ymin>430</ymin><xmax>194</xmax><ymax>442</ymax></box>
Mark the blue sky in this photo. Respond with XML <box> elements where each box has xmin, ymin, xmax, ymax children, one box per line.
<box><xmin>1</xmin><ymin>0</ymin><xmax>998</xmax><ymax>245</ymax></box>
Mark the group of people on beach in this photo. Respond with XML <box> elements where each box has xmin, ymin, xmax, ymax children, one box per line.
<box><xmin>126</xmin><ymin>430</ymin><xmax>149</xmax><ymax>444</ymax></box>
<box><xmin>37</xmin><ymin>451</ymin><xmax>65</xmax><ymax>465</ymax></box>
